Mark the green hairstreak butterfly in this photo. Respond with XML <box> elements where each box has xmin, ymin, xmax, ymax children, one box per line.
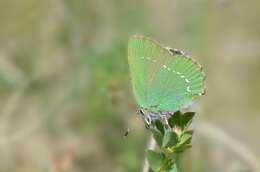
<box><xmin>128</xmin><ymin>35</ymin><xmax>206</xmax><ymax>127</ymax></box>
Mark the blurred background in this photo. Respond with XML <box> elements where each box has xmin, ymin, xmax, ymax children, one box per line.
<box><xmin>0</xmin><ymin>0</ymin><xmax>260</xmax><ymax>171</ymax></box>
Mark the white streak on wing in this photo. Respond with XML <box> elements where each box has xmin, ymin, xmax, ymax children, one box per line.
<box><xmin>180</xmin><ymin>75</ymin><xmax>185</xmax><ymax>78</ymax></box>
<box><xmin>163</xmin><ymin>65</ymin><xmax>167</xmax><ymax>69</ymax></box>
<box><xmin>185</xmin><ymin>79</ymin><xmax>190</xmax><ymax>83</ymax></box>
<box><xmin>187</xmin><ymin>86</ymin><xmax>191</xmax><ymax>92</ymax></box>
<box><xmin>167</xmin><ymin>67</ymin><xmax>171</xmax><ymax>71</ymax></box>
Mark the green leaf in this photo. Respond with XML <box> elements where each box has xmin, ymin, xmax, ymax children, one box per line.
<box><xmin>168</xmin><ymin>111</ymin><xmax>181</xmax><ymax>128</ymax></box>
<box><xmin>179</xmin><ymin>132</ymin><xmax>192</xmax><ymax>145</ymax></box>
<box><xmin>146</xmin><ymin>150</ymin><xmax>164</xmax><ymax>172</ymax></box>
<box><xmin>173</xmin><ymin>144</ymin><xmax>192</xmax><ymax>153</ymax></box>
<box><xmin>184</xmin><ymin>130</ymin><xmax>194</xmax><ymax>135</ymax></box>
<box><xmin>154</xmin><ymin>120</ymin><xmax>164</xmax><ymax>135</ymax></box>
<box><xmin>181</xmin><ymin>112</ymin><xmax>195</xmax><ymax>128</ymax></box>
<box><xmin>167</xmin><ymin>163</ymin><xmax>178</xmax><ymax>172</ymax></box>
<box><xmin>151</xmin><ymin>128</ymin><xmax>163</xmax><ymax>147</ymax></box>
<box><xmin>162</xmin><ymin>130</ymin><xmax>178</xmax><ymax>147</ymax></box>
<box><xmin>163</xmin><ymin>158</ymin><xmax>175</xmax><ymax>172</ymax></box>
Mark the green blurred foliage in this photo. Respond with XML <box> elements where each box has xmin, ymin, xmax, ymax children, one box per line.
<box><xmin>0</xmin><ymin>0</ymin><xmax>260</xmax><ymax>172</ymax></box>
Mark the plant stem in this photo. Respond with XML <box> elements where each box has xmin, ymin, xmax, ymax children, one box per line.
<box><xmin>197</xmin><ymin>120</ymin><xmax>260</xmax><ymax>172</ymax></box>
<box><xmin>142</xmin><ymin>135</ymin><xmax>156</xmax><ymax>172</ymax></box>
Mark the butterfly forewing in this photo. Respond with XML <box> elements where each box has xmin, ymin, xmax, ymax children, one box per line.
<box><xmin>128</xmin><ymin>36</ymin><xmax>172</xmax><ymax>108</ymax></box>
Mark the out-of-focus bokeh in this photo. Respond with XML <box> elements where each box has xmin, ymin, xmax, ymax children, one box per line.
<box><xmin>0</xmin><ymin>0</ymin><xmax>260</xmax><ymax>171</ymax></box>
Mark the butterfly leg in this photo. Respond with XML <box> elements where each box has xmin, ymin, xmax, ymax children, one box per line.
<box><xmin>144</xmin><ymin>114</ymin><xmax>152</xmax><ymax>129</ymax></box>
<box><xmin>163</xmin><ymin>116</ymin><xmax>171</xmax><ymax>129</ymax></box>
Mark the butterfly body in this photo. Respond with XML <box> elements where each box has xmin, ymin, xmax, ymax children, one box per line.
<box><xmin>137</xmin><ymin>108</ymin><xmax>171</xmax><ymax>128</ymax></box>
<box><xmin>128</xmin><ymin>35</ymin><xmax>206</xmax><ymax>126</ymax></box>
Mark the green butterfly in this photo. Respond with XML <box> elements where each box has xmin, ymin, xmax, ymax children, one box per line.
<box><xmin>128</xmin><ymin>35</ymin><xmax>206</xmax><ymax>127</ymax></box>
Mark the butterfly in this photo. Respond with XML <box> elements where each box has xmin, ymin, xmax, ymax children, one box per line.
<box><xmin>128</xmin><ymin>35</ymin><xmax>206</xmax><ymax>128</ymax></box>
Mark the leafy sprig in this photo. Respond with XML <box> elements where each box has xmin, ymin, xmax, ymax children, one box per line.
<box><xmin>146</xmin><ymin>111</ymin><xmax>195</xmax><ymax>172</ymax></box>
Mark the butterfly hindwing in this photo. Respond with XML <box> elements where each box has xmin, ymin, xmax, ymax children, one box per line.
<box><xmin>148</xmin><ymin>55</ymin><xmax>205</xmax><ymax>111</ymax></box>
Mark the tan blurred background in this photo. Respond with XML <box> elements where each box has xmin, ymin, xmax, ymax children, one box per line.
<box><xmin>0</xmin><ymin>0</ymin><xmax>260</xmax><ymax>172</ymax></box>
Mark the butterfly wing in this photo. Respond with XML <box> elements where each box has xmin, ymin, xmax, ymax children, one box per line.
<box><xmin>128</xmin><ymin>35</ymin><xmax>171</xmax><ymax>108</ymax></box>
<box><xmin>128</xmin><ymin>35</ymin><xmax>205</xmax><ymax>112</ymax></box>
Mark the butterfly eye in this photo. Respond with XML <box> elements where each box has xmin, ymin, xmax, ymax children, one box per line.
<box><xmin>138</xmin><ymin>109</ymin><xmax>145</xmax><ymax>116</ymax></box>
